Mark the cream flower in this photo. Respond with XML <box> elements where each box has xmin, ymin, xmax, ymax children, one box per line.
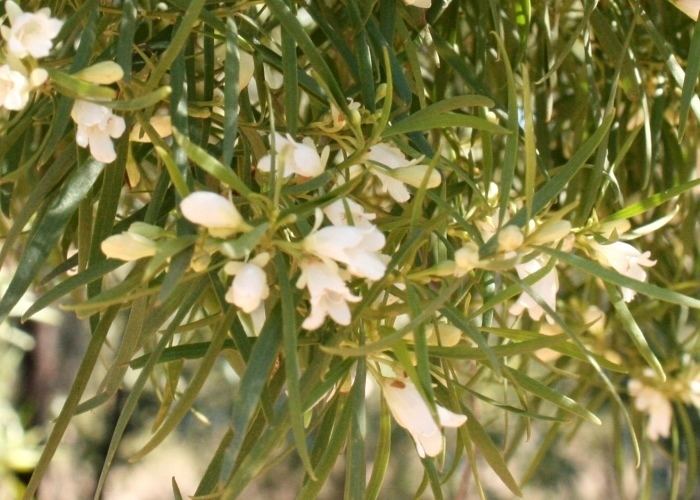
<box><xmin>589</xmin><ymin>240</ymin><xmax>656</xmax><ymax>302</ymax></box>
<box><xmin>238</xmin><ymin>50</ymin><xmax>255</xmax><ymax>89</ymax></box>
<box><xmin>509</xmin><ymin>256</ymin><xmax>558</xmax><ymax>323</ymax></box>
<box><xmin>379</xmin><ymin>374</ymin><xmax>466</xmax><ymax>458</ymax></box>
<box><xmin>129</xmin><ymin>112</ymin><xmax>173</xmax><ymax>143</ymax></box>
<box><xmin>404</xmin><ymin>0</ymin><xmax>432</xmax><ymax>7</ymax></box>
<box><xmin>224</xmin><ymin>257</ymin><xmax>270</xmax><ymax>314</ymax></box>
<box><xmin>454</xmin><ymin>242</ymin><xmax>481</xmax><ymax>276</ymax></box>
<box><xmin>1</xmin><ymin>1</ymin><xmax>63</xmax><ymax>59</ymax></box>
<box><xmin>628</xmin><ymin>378</ymin><xmax>673</xmax><ymax>441</ymax></box>
<box><xmin>674</xmin><ymin>0</ymin><xmax>700</xmax><ymax>19</ymax></box>
<box><xmin>296</xmin><ymin>259</ymin><xmax>361</xmax><ymax>330</ymax></box>
<box><xmin>303</xmin><ymin>222</ymin><xmax>387</xmax><ymax>281</ymax></box>
<box><xmin>71</xmin><ymin>100</ymin><xmax>126</xmax><ymax>163</ymax></box>
<box><xmin>101</xmin><ymin>232</ymin><xmax>157</xmax><ymax>261</ymax></box>
<box><xmin>257</xmin><ymin>133</ymin><xmax>325</xmax><ymax>178</ymax></box>
<box><xmin>365</xmin><ymin>143</ymin><xmax>440</xmax><ymax>203</ymax></box>
<box><xmin>180</xmin><ymin>191</ymin><xmax>248</xmax><ymax>238</ymax></box>
<box><xmin>0</xmin><ymin>64</ymin><xmax>29</xmax><ymax>110</ymax></box>
<box><xmin>322</xmin><ymin>198</ymin><xmax>376</xmax><ymax>228</ymax></box>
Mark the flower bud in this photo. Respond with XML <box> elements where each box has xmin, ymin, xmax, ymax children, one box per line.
<box><xmin>454</xmin><ymin>242</ymin><xmax>480</xmax><ymax>275</ymax></box>
<box><xmin>180</xmin><ymin>192</ymin><xmax>247</xmax><ymax>238</ymax></box>
<box><xmin>497</xmin><ymin>225</ymin><xmax>524</xmax><ymax>252</ymax></box>
<box><xmin>225</xmin><ymin>262</ymin><xmax>269</xmax><ymax>313</ymax></box>
<box><xmin>101</xmin><ymin>232</ymin><xmax>157</xmax><ymax>261</ymax></box>
<box><xmin>393</xmin><ymin>164</ymin><xmax>441</xmax><ymax>189</ymax></box>
<box><xmin>29</xmin><ymin>68</ymin><xmax>48</xmax><ymax>87</ymax></box>
<box><xmin>528</xmin><ymin>220</ymin><xmax>572</xmax><ymax>245</ymax></box>
<box><xmin>74</xmin><ymin>61</ymin><xmax>124</xmax><ymax>84</ymax></box>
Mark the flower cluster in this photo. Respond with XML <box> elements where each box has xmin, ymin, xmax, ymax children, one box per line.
<box><xmin>0</xmin><ymin>1</ymin><xmax>60</xmax><ymax>111</ymax></box>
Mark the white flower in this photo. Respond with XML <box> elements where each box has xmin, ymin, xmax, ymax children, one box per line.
<box><xmin>71</xmin><ymin>100</ymin><xmax>126</xmax><ymax>163</ymax></box>
<box><xmin>1</xmin><ymin>1</ymin><xmax>63</xmax><ymax>59</ymax></box>
<box><xmin>101</xmin><ymin>232</ymin><xmax>157</xmax><ymax>261</ymax></box>
<box><xmin>257</xmin><ymin>133</ymin><xmax>325</xmax><ymax>178</ymax></box>
<box><xmin>322</xmin><ymin>198</ymin><xmax>376</xmax><ymax>228</ymax></box>
<box><xmin>509</xmin><ymin>256</ymin><xmax>558</xmax><ymax>323</ymax></box>
<box><xmin>378</xmin><ymin>374</ymin><xmax>466</xmax><ymax>458</ymax></box>
<box><xmin>365</xmin><ymin>143</ymin><xmax>440</xmax><ymax>203</ymax></box>
<box><xmin>303</xmin><ymin>222</ymin><xmax>387</xmax><ymax>281</ymax></box>
<box><xmin>589</xmin><ymin>240</ymin><xmax>656</xmax><ymax>302</ymax></box>
<box><xmin>674</xmin><ymin>0</ymin><xmax>700</xmax><ymax>20</ymax></box>
<box><xmin>0</xmin><ymin>64</ymin><xmax>29</xmax><ymax>110</ymax></box>
<box><xmin>628</xmin><ymin>379</ymin><xmax>673</xmax><ymax>441</ymax></box>
<box><xmin>180</xmin><ymin>191</ymin><xmax>248</xmax><ymax>238</ymax></box>
<box><xmin>224</xmin><ymin>259</ymin><xmax>269</xmax><ymax>313</ymax></box>
<box><xmin>296</xmin><ymin>259</ymin><xmax>361</xmax><ymax>330</ymax></box>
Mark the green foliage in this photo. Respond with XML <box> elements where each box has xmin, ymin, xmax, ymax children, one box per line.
<box><xmin>1</xmin><ymin>0</ymin><xmax>699</xmax><ymax>498</ymax></box>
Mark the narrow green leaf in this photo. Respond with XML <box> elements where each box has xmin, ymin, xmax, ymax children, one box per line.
<box><xmin>462</xmin><ymin>405</ymin><xmax>523</xmax><ymax>497</ymax></box>
<box><xmin>265</xmin><ymin>0</ymin><xmax>348</xmax><ymax>113</ymax></box>
<box><xmin>22</xmin><ymin>260</ymin><xmax>122</xmax><ymax>321</ymax></box>
<box><xmin>365</xmin><ymin>398</ymin><xmax>391</xmax><ymax>500</ymax></box>
<box><xmin>130</xmin><ymin>308</ymin><xmax>237</xmax><ymax>461</ymax></box>
<box><xmin>276</xmin><ymin>254</ymin><xmax>316</xmax><ymax>480</ymax></box>
<box><xmin>605</xmin><ymin>283</ymin><xmax>665</xmax><ymax>380</ymax></box>
<box><xmin>0</xmin><ymin>160</ymin><xmax>105</xmax><ymax>322</ymax></box>
<box><xmin>93</xmin><ymin>280</ymin><xmax>208</xmax><ymax>498</ymax></box>
<box><xmin>145</xmin><ymin>0</ymin><xmax>206</xmax><ymax>90</ymax></box>
<box><xmin>505</xmin><ymin>367</ymin><xmax>601</xmax><ymax>425</ymax></box>
<box><xmin>382</xmin><ymin>112</ymin><xmax>509</xmax><ymax>138</ymax></box>
<box><xmin>217</xmin><ymin>304</ymin><xmax>283</xmax><ymax>483</ymax></box>
<box><xmin>222</xmin><ymin>18</ymin><xmax>240</xmax><ymax>167</ymax></box>
<box><xmin>173</xmin><ymin>129</ymin><xmax>253</xmax><ymax>199</ymax></box>
<box><xmin>539</xmin><ymin>246</ymin><xmax>700</xmax><ymax>309</ymax></box>
<box><xmin>24</xmin><ymin>307</ymin><xmax>119</xmax><ymax>499</ymax></box>
<box><xmin>106</xmin><ymin>86</ymin><xmax>172</xmax><ymax>111</ymax></box>
<box><xmin>678</xmin><ymin>16</ymin><xmax>700</xmax><ymax>137</ymax></box>
<box><xmin>601</xmin><ymin>178</ymin><xmax>700</xmax><ymax>222</ymax></box>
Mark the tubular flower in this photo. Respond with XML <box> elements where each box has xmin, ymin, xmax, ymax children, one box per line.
<box><xmin>296</xmin><ymin>259</ymin><xmax>361</xmax><ymax>330</ymax></box>
<box><xmin>180</xmin><ymin>192</ymin><xmax>248</xmax><ymax>238</ymax></box>
<box><xmin>589</xmin><ymin>240</ymin><xmax>656</xmax><ymax>302</ymax></box>
<box><xmin>1</xmin><ymin>1</ymin><xmax>63</xmax><ymax>59</ymax></box>
<box><xmin>378</xmin><ymin>374</ymin><xmax>466</xmax><ymax>458</ymax></box>
<box><xmin>508</xmin><ymin>256</ymin><xmax>559</xmax><ymax>323</ymax></box>
<box><xmin>303</xmin><ymin>223</ymin><xmax>387</xmax><ymax>281</ymax></box>
<box><xmin>71</xmin><ymin>100</ymin><xmax>126</xmax><ymax>163</ymax></box>
<box><xmin>628</xmin><ymin>378</ymin><xmax>673</xmax><ymax>441</ymax></box>
<box><xmin>257</xmin><ymin>133</ymin><xmax>325</xmax><ymax>178</ymax></box>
